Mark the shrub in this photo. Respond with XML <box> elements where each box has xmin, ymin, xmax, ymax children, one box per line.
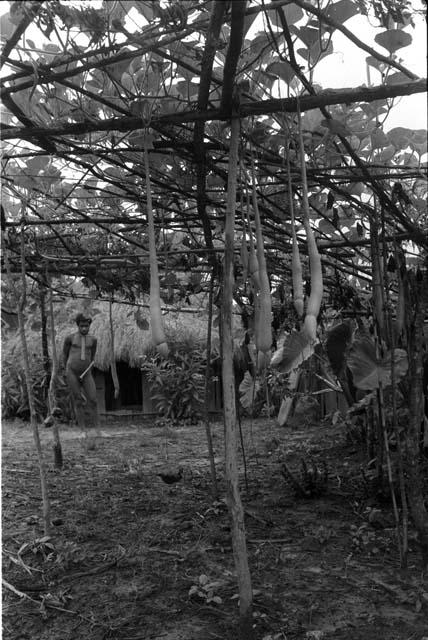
<box><xmin>141</xmin><ymin>348</ymin><xmax>205</xmax><ymax>423</ymax></box>
<box><xmin>1</xmin><ymin>351</ymin><xmax>72</xmax><ymax>422</ymax></box>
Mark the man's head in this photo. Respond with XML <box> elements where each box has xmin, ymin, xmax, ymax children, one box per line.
<box><xmin>75</xmin><ymin>313</ymin><xmax>92</xmax><ymax>334</ymax></box>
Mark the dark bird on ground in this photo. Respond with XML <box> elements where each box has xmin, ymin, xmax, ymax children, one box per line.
<box><xmin>157</xmin><ymin>468</ymin><xmax>183</xmax><ymax>485</ymax></box>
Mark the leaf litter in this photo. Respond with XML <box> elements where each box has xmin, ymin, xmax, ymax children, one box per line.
<box><xmin>2</xmin><ymin>417</ymin><xmax>427</xmax><ymax>640</ymax></box>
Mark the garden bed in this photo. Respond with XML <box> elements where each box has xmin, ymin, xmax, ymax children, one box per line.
<box><xmin>2</xmin><ymin>417</ymin><xmax>427</xmax><ymax>640</ymax></box>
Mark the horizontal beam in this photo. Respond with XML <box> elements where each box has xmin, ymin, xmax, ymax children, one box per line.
<box><xmin>1</xmin><ymin>80</ymin><xmax>426</xmax><ymax>143</ymax></box>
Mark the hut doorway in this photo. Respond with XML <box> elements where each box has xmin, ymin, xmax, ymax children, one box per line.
<box><xmin>104</xmin><ymin>362</ymin><xmax>142</xmax><ymax>411</ymax></box>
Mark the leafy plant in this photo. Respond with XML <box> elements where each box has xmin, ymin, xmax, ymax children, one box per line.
<box><xmin>18</xmin><ymin>536</ymin><xmax>55</xmax><ymax>562</ymax></box>
<box><xmin>141</xmin><ymin>348</ymin><xmax>205</xmax><ymax>423</ymax></box>
<box><xmin>188</xmin><ymin>574</ymin><xmax>223</xmax><ymax>605</ymax></box>
<box><xmin>347</xmin><ymin>336</ymin><xmax>408</xmax><ymax>390</ymax></box>
<box><xmin>1</xmin><ymin>351</ymin><xmax>72</xmax><ymax>421</ymax></box>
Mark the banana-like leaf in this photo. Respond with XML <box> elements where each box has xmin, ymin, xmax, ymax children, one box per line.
<box><xmin>239</xmin><ymin>371</ymin><xmax>261</xmax><ymax>411</ymax></box>
<box><xmin>348</xmin><ymin>336</ymin><xmax>408</xmax><ymax>390</ymax></box>
<box><xmin>271</xmin><ymin>330</ymin><xmax>315</xmax><ymax>374</ymax></box>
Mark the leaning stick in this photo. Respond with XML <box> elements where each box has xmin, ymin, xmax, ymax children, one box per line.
<box><xmin>79</xmin><ymin>361</ymin><xmax>94</xmax><ymax>381</ymax></box>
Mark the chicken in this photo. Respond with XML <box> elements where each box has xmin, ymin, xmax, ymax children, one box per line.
<box><xmin>157</xmin><ymin>467</ymin><xmax>183</xmax><ymax>485</ymax></box>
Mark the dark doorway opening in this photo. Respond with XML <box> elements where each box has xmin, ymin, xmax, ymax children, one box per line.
<box><xmin>105</xmin><ymin>362</ymin><xmax>142</xmax><ymax>411</ymax></box>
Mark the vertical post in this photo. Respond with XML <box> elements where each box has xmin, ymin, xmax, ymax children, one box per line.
<box><xmin>221</xmin><ymin>112</ymin><xmax>253</xmax><ymax>639</ymax></box>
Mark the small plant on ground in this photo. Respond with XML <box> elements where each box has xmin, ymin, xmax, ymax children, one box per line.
<box><xmin>188</xmin><ymin>574</ymin><xmax>223</xmax><ymax>604</ymax></box>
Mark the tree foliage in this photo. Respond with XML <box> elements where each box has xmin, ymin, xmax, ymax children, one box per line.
<box><xmin>0</xmin><ymin>0</ymin><xmax>426</xmax><ymax>322</ymax></box>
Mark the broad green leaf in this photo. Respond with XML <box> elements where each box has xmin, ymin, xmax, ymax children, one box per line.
<box><xmin>301</xmin><ymin>109</ymin><xmax>324</xmax><ymax>133</ymax></box>
<box><xmin>243</xmin><ymin>12</ymin><xmax>258</xmax><ymax>37</ymax></box>
<box><xmin>348</xmin><ymin>337</ymin><xmax>408</xmax><ymax>390</ymax></box>
<box><xmin>42</xmin><ymin>43</ymin><xmax>61</xmax><ymax>62</ymax></box>
<box><xmin>1</xmin><ymin>12</ymin><xmax>19</xmax><ymax>39</ymax></box>
<box><xmin>318</xmin><ymin>219</ymin><xmax>339</xmax><ymax>235</ymax></box>
<box><xmin>133</xmin><ymin>1</ymin><xmax>156</xmax><ymax>22</ymax></box>
<box><xmin>387</xmin><ymin>126</ymin><xmax>412</xmax><ymax>149</ymax></box>
<box><xmin>409</xmin><ymin>130</ymin><xmax>427</xmax><ymax>156</ymax></box>
<box><xmin>373</xmin><ymin>144</ymin><xmax>396</xmax><ymax>162</ymax></box>
<box><xmin>321</xmin><ymin>118</ymin><xmax>352</xmax><ymax>137</ymax></box>
<box><xmin>360</xmin><ymin>100</ymin><xmax>388</xmax><ymax>119</ymax></box>
<box><xmin>268</xmin><ymin>5</ymin><xmax>303</xmax><ymax>28</ymax></box>
<box><xmin>265</xmin><ymin>61</ymin><xmax>295</xmax><ymax>84</ymax></box>
<box><xmin>346</xmin><ymin>182</ymin><xmax>366</xmax><ymax>197</ymax></box>
<box><xmin>366</xmin><ymin>55</ymin><xmax>387</xmax><ymax>72</ymax></box>
<box><xmin>370</xmin><ymin>127</ymin><xmax>389</xmax><ymax>149</ymax></box>
<box><xmin>271</xmin><ymin>330</ymin><xmax>315</xmax><ymax>373</ymax></box>
<box><xmin>281</xmin><ymin>4</ymin><xmax>304</xmax><ymax>25</ymax></box>
<box><xmin>158</xmin><ymin>97</ymin><xmax>182</xmax><ymax>115</ymax></box>
<box><xmin>326</xmin><ymin>0</ymin><xmax>359</xmax><ymax>24</ymax></box>
<box><xmin>296</xmin><ymin>26</ymin><xmax>320</xmax><ymax>48</ymax></box>
<box><xmin>175</xmin><ymin>80</ymin><xmax>199</xmax><ymax>98</ymax></box>
<box><xmin>239</xmin><ymin>371</ymin><xmax>261</xmax><ymax>411</ymax></box>
<box><xmin>25</xmin><ymin>156</ymin><xmax>51</xmax><ymax>175</ymax></box>
<box><xmin>374</xmin><ymin>29</ymin><xmax>412</xmax><ymax>53</ymax></box>
<box><xmin>385</xmin><ymin>71</ymin><xmax>409</xmax><ymax>85</ymax></box>
<box><xmin>298</xmin><ymin>39</ymin><xmax>334</xmax><ymax>63</ymax></box>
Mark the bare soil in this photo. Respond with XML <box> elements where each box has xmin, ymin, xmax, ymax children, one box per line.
<box><xmin>2</xmin><ymin>416</ymin><xmax>428</xmax><ymax>640</ymax></box>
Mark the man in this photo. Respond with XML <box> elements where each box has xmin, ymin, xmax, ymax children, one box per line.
<box><xmin>63</xmin><ymin>313</ymin><xmax>101</xmax><ymax>443</ymax></box>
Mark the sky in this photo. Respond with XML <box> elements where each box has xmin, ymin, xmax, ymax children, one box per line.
<box><xmin>312</xmin><ymin>10</ymin><xmax>427</xmax><ymax>131</ymax></box>
<box><xmin>0</xmin><ymin>0</ymin><xmax>426</xmax><ymax>133</ymax></box>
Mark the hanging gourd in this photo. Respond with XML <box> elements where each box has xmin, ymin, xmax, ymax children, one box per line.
<box><xmin>144</xmin><ymin>133</ymin><xmax>169</xmax><ymax>357</ymax></box>
<box><xmin>251</xmin><ymin>156</ymin><xmax>272</xmax><ymax>369</ymax></box>
<box><xmin>109</xmin><ymin>296</ymin><xmax>120</xmax><ymax>399</ymax></box>
<box><xmin>286</xmin><ymin>143</ymin><xmax>304</xmax><ymax>318</ymax></box>
<box><xmin>246</xmin><ymin>192</ymin><xmax>260</xmax><ymax>292</ymax></box>
<box><xmin>240</xmin><ymin>211</ymin><xmax>249</xmax><ymax>287</ymax></box>
<box><xmin>297</xmin><ymin>106</ymin><xmax>323</xmax><ymax>341</ymax></box>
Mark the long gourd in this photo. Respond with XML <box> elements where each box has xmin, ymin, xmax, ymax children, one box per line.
<box><xmin>144</xmin><ymin>135</ymin><xmax>169</xmax><ymax>356</ymax></box>
<box><xmin>285</xmin><ymin>144</ymin><xmax>304</xmax><ymax>318</ymax></box>
<box><xmin>297</xmin><ymin>106</ymin><xmax>323</xmax><ymax>341</ymax></box>
<box><xmin>251</xmin><ymin>158</ymin><xmax>272</xmax><ymax>367</ymax></box>
<box><xmin>240</xmin><ymin>211</ymin><xmax>249</xmax><ymax>287</ymax></box>
<box><xmin>246</xmin><ymin>201</ymin><xmax>260</xmax><ymax>292</ymax></box>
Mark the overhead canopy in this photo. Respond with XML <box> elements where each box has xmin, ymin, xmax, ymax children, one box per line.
<box><xmin>1</xmin><ymin>0</ymin><xmax>427</xmax><ymax>307</ymax></box>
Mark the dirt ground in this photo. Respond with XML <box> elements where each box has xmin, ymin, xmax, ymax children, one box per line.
<box><xmin>2</xmin><ymin>416</ymin><xmax>428</xmax><ymax>640</ymax></box>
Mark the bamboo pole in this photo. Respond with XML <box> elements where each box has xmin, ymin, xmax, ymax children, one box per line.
<box><xmin>222</xmin><ymin>112</ymin><xmax>253</xmax><ymax>638</ymax></box>
<box><xmin>203</xmin><ymin>266</ymin><xmax>219</xmax><ymax>498</ymax></box>
<box><xmin>3</xmin><ymin>224</ymin><xmax>51</xmax><ymax>535</ymax></box>
<box><xmin>47</xmin><ymin>275</ymin><xmax>63</xmax><ymax>469</ymax></box>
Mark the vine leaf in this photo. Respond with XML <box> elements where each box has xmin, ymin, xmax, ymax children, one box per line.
<box><xmin>326</xmin><ymin>0</ymin><xmax>359</xmax><ymax>24</ymax></box>
<box><xmin>347</xmin><ymin>337</ymin><xmax>408</xmax><ymax>390</ymax></box>
<box><xmin>265</xmin><ymin>61</ymin><xmax>295</xmax><ymax>85</ymax></box>
<box><xmin>269</xmin><ymin>5</ymin><xmax>303</xmax><ymax>28</ymax></box>
<box><xmin>374</xmin><ymin>29</ymin><xmax>412</xmax><ymax>53</ymax></box>
<box><xmin>321</xmin><ymin>118</ymin><xmax>351</xmax><ymax>137</ymax></box>
<box><xmin>366</xmin><ymin>55</ymin><xmax>387</xmax><ymax>72</ymax></box>
<box><xmin>386</xmin><ymin>71</ymin><xmax>410</xmax><ymax>85</ymax></box>
<box><xmin>370</xmin><ymin>127</ymin><xmax>389</xmax><ymax>149</ymax></box>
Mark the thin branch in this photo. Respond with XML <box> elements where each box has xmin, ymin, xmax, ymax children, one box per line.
<box><xmin>293</xmin><ymin>0</ymin><xmax>418</xmax><ymax>80</ymax></box>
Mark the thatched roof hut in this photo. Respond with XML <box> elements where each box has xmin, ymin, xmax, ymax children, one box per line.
<box><xmin>2</xmin><ymin>288</ymin><xmax>248</xmax><ymax>373</ymax></box>
<box><xmin>71</xmin><ymin>300</ymin><xmax>216</xmax><ymax>371</ymax></box>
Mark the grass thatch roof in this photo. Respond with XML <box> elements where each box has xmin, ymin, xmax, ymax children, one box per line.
<box><xmin>88</xmin><ymin>301</ymin><xmax>216</xmax><ymax>371</ymax></box>
<box><xmin>1</xmin><ymin>295</ymin><xmax>224</xmax><ymax>373</ymax></box>
<box><xmin>1</xmin><ymin>281</ymin><xmax>249</xmax><ymax>372</ymax></box>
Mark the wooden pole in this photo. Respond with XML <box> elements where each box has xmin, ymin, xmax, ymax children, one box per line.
<box><xmin>47</xmin><ymin>274</ymin><xmax>63</xmax><ymax>469</ymax></box>
<box><xmin>3</xmin><ymin>224</ymin><xmax>51</xmax><ymax>535</ymax></box>
<box><xmin>222</xmin><ymin>112</ymin><xmax>253</xmax><ymax>638</ymax></box>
